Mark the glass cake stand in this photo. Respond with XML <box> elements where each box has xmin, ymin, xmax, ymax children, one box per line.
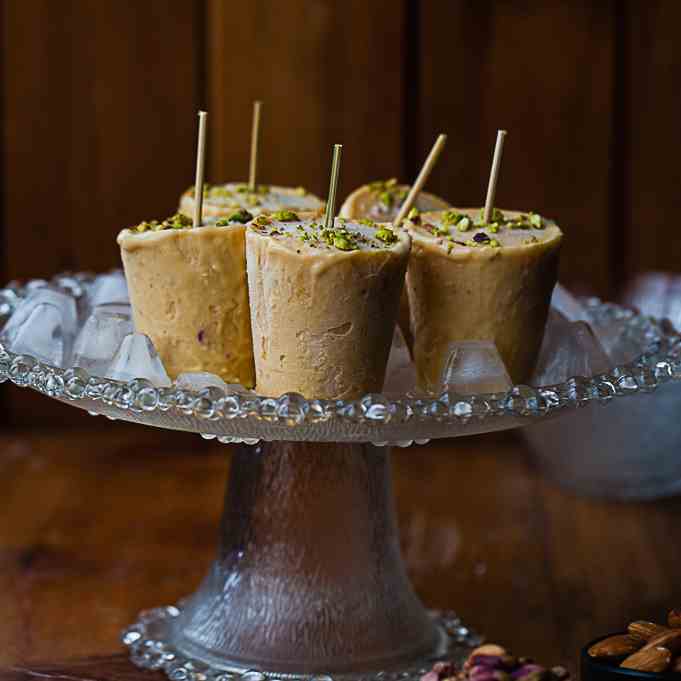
<box><xmin>1</xmin><ymin>273</ymin><xmax>680</xmax><ymax>681</ymax></box>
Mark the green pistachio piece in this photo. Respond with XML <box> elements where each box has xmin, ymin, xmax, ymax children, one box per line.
<box><xmin>478</xmin><ymin>207</ymin><xmax>506</xmax><ymax>223</ymax></box>
<box><xmin>378</xmin><ymin>190</ymin><xmax>394</xmax><ymax>208</ymax></box>
<box><xmin>456</xmin><ymin>216</ymin><xmax>472</xmax><ymax>232</ymax></box>
<box><xmin>253</xmin><ymin>215</ymin><xmax>273</xmax><ymax>227</ymax></box>
<box><xmin>431</xmin><ymin>223</ymin><xmax>450</xmax><ymax>237</ymax></box>
<box><xmin>333</xmin><ymin>234</ymin><xmax>357</xmax><ymax>251</ymax></box>
<box><xmin>528</xmin><ymin>212</ymin><xmax>544</xmax><ymax>229</ymax></box>
<box><xmin>488</xmin><ymin>222</ymin><xmax>500</xmax><ymax>233</ymax></box>
<box><xmin>523</xmin><ymin>235</ymin><xmax>539</xmax><ymax>244</ymax></box>
<box><xmin>216</xmin><ymin>209</ymin><xmax>253</xmax><ymax>225</ymax></box>
<box><xmin>257</xmin><ymin>185</ymin><xmax>270</xmax><ymax>195</ymax></box>
<box><xmin>375</xmin><ymin>227</ymin><xmax>398</xmax><ymax>244</ymax></box>
<box><xmin>294</xmin><ymin>186</ymin><xmax>307</xmax><ymax>196</ymax></box>
<box><xmin>359</xmin><ymin>218</ymin><xmax>377</xmax><ymax>227</ymax></box>
<box><xmin>271</xmin><ymin>210</ymin><xmax>300</xmax><ymax>222</ymax></box>
<box><xmin>407</xmin><ymin>207</ymin><xmax>421</xmax><ymax>223</ymax></box>
<box><xmin>385</xmin><ymin>178</ymin><xmax>398</xmax><ymax>188</ymax></box>
<box><xmin>489</xmin><ymin>239</ymin><xmax>501</xmax><ymax>247</ymax></box>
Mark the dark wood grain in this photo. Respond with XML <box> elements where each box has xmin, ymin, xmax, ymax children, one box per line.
<box><xmin>417</xmin><ymin>1</ymin><xmax>616</xmax><ymax>296</ymax></box>
<box><xmin>2</xmin><ymin>426</ymin><xmax>681</xmax><ymax>678</ymax></box>
<box><xmin>1</xmin><ymin>1</ymin><xmax>200</xmax><ymax>425</ymax></box>
<box><xmin>206</xmin><ymin>0</ymin><xmax>406</xmax><ymax>202</ymax></box>
<box><xmin>625</xmin><ymin>1</ymin><xmax>681</xmax><ymax>279</ymax></box>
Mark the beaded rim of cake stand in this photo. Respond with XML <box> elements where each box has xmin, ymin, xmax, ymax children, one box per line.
<box><xmin>121</xmin><ymin>604</ymin><xmax>482</xmax><ymax>681</ymax></box>
<box><xmin>0</xmin><ymin>271</ymin><xmax>680</xmax><ymax>446</ymax></box>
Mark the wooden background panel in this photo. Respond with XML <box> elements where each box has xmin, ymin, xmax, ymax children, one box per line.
<box><xmin>418</xmin><ymin>0</ymin><xmax>615</xmax><ymax>297</ymax></box>
<box><xmin>625</xmin><ymin>1</ymin><xmax>681</xmax><ymax>279</ymax></box>
<box><xmin>206</xmin><ymin>0</ymin><xmax>406</xmax><ymax>202</ymax></box>
<box><xmin>1</xmin><ymin>0</ymin><xmax>200</xmax><ymax>425</ymax></box>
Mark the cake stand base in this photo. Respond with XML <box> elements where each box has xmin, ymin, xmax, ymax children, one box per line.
<box><xmin>121</xmin><ymin>441</ymin><xmax>481</xmax><ymax>679</ymax></box>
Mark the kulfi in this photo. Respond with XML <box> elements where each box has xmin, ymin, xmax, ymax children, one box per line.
<box><xmin>245</xmin><ymin>215</ymin><xmax>411</xmax><ymax>399</ymax></box>
<box><xmin>118</xmin><ymin>211</ymin><xmax>256</xmax><ymax>386</ymax></box>
<box><xmin>179</xmin><ymin>182</ymin><xmax>324</xmax><ymax>219</ymax></box>
<box><xmin>404</xmin><ymin>208</ymin><xmax>562</xmax><ymax>389</ymax></box>
<box><xmin>339</xmin><ymin>178</ymin><xmax>450</xmax><ymax>221</ymax></box>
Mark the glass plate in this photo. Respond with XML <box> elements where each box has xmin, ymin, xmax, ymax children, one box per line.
<box><xmin>1</xmin><ymin>272</ymin><xmax>678</xmax><ymax>444</ymax></box>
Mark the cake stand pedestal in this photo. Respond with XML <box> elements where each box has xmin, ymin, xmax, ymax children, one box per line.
<box><xmin>130</xmin><ymin>440</ymin><xmax>470</xmax><ymax>679</ymax></box>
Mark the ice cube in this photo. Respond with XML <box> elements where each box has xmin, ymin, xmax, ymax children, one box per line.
<box><xmin>104</xmin><ymin>333</ymin><xmax>171</xmax><ymax>387</ymax></box>
<box><xmin>382</xmin><ymin>327</ymin><xmax>418</xmax><ymax>395</ymax></box>
<box><xmin>0</xmin><ymin>287</ymin><xmax>78</xmax><ymax>366</ymax></box>
<box><xmin>176</xmin><ymin>372</ymin><xmax>230</xmax><ymax>392</ymax></box>
<box><xmin>73</xmin><ymin>303</ymin><xmax>134</xmax><ymax>375</ymax></box>
<box><xmin>550</xmin><ymin>283</ymin><xmax>591</xmax><ymax>322</ymax></box>
<box><xmin>89</xmin><ymin>271</ymin><xmax>129</xmax><ymax>307</ymax></box>
<box><xmin>440</xmin><ymin>340</ymin><xmax>512</xmax><ymax>394</ymax></box>
<box><xmin>532</xmin><ymin>309</ymin><xmax>612</xmax><ymax>386</ymax></box>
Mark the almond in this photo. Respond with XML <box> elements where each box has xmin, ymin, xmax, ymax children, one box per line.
<box><xmin>470</xmin><ymin>644</ymin><xmax>507</xmax><ymax>657</ymax></box>
<box><xmin>668</xmin><ymin>609</ymin><xmax>681</xmax><ymax>628</ymax></box>
<box><xmin>620</xmin><ymin>646</ymin><xmax>671</xmax><ymax>672</ymax></box>
<box><xmin>641</xmin><ymin>629</ymin><xmax>681</xmax><ymax>655</ymax></box>
<box><xmin>588</xmin><ymin>634</ymin><xmax>642</xmax><ymax>658</ymax></box>
<box><xmin>627</xmin><ymin>620</ymin><xmax>668</xmax><ymax>642</ymax></box>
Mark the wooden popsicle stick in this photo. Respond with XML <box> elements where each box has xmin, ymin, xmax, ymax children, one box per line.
<box><xmin>323</xmin><ymin>144</ymin><xmax>343</xmax><ymax>230</ymax></box>
<box><xmin>393</xmin><ymin>133</ymin><xmax>447</xmax><ymax>227</ymax></box>
<box><xmin>248</xmin><ymin>100</ymin><xmax>262</xmax><ymax>191</ymax></box>
<box><xmin>483</xmin><ymin>129</ymin><xmax>507</xmax><ymax>224</ymax></box>
<box><xmin>193</xmin><ymin>110</ymin><xmax>208</xmax><ymax>228</ymax></box>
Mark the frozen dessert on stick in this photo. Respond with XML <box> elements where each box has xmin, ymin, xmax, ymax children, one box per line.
<box><xmin>179</xmin><ymin>102</ymin><xmax>324</xmax><ymax>219</ymax></box>
<box><xmin>246</xmin><ymin>144</ymin><xmax>411</xmax><ymax>399</ymax></box>
<box><xmin>404</xmin><ymin>131</ymin><xmax>562</xmax><ymax>388</ymax></box>
<box><xmin>119</xmin><ymin>111</ymin><xmax>256</xmax><ymax>386</ymax></box>
<box><xmin>339</xmin><ymin>136</ymin><xmax>450</xmax><ymax>225</ymax></box>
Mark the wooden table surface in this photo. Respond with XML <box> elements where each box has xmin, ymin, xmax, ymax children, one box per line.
<box><xmin>1</xmin><ymin>423</ymin><xmax>680</xmax><ymax>680</ymax></box>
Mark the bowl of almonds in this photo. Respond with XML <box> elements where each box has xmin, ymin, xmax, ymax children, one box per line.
<box><xmin>582</xmin><ymin>610</ymin><xmax>681</xmax><ymax>681</ymax></box>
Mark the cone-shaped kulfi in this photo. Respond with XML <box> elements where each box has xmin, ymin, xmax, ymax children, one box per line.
<box><xmin>339</xmin><ymin>178</ymin><xmax>450</xmax><ymax>221</ymax></box>
<box><xmin>404</xmin><ymin>208</ymin><xmax>562</xmax><ymax>389</ymax></box>
<box><xmin>179</xmin><ymin>182</ymin><xmax>324</xmax><ymax>219</ymax></box>
<box><xmin>118</xmin><ymin>211</ymin><xmax>256</xmax><ymax>386</ymax></box>
<box><xmin>246</xmin><ymin>215</ymin><xmax>411</xmax><ymax>399</ymax></box>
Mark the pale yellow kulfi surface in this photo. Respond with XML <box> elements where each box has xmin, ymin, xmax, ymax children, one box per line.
<box><xmin>245</xmin><ymin>215</ymin><xmax>411</xmax><ymax>399</ymax></box>
<box><xmin>339</xmin><ymin>178</ymin><xmax>450</xmax><ymax>221</ymax></box>
<box><xmin>118</xmin><ymin>212</ymin><xmax>255</xmax><ymax>386</ymax></box>
<box><xmin>404</xmin><ymin>208</ymin><xmax>562</xmax><ymax>389</ymax></box>
<box><xmin>179</xmin><ymin>182</ymin><xmax>324</xmax><ymax>219</ymax></box>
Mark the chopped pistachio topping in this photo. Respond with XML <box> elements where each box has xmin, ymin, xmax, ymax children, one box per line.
<box><xmin>375</xmin><ymin>227</ymin><xmax>398</xmax><ymax>244</ymax></box>
<box><xmin>270</xmin><ymin>210</ymin><xmax>300</xmax><ymax>222</ymax></box>
<box><xmin>333</xmin><ymin>234</ymin><xmax>356</xmax><ymax>251</ymax></box>
<box><xmin>294</xmin><ymin>186</ymin><xmax>307</xmax><ymax>196</ymax></box>
<box><xmin>253</xmin><ymin>215</ymin><xmax>273</xmax><ymax>227</ymax></box>
<box><xmin>215</xmin><ymin>209</ymin><xmax>254</xmax><ymax>226</ymax></box>
<box><xmin>478</xmin><ymin>207</ymin><xmax>506</xmax><ymax>223</ymax></box>
<box><xmin>407</xmin><ymin>207</ymin><xmax>421</xmax><ymax>223</ymax></box>
<box><xmin>253</xmin><ymin>218</ymin><xmax>403</xmax><ymax>253</ymax></box>
<box><xmin>527</xmin><ymin>212</ymin><xmax>544</xmax><ymax>229</ymax></box>
<box><xmin>523</xmin><ymin>235</ymin><xmax>539</xmax><ymax>244</ymax></box>
<box><xmin>367</xmin><ymin>177</ymin><xmax>410</xmax><ymax>210</ymax></box>
<box><xmin>378</xmin><ymin>190</ymin><xmax>394</xmax><ymax>208</ymax></box>
<box><xmin>131</xmin><ymin>212</ymin><xmax>193</xmax><ymax>234</ymax></box>
<box><xmin>430</xmin><ymin>223</ymin><xmax>450</xmax><ymax>237</ymax></box>
<box><xmin>456</xmin><ymin>216</ymin><xmax>473</xmax><ymax>232</ymax></box>
<box><xmin>359</xmin><ymin>218</ymin><xmax>377</xmax><ymax>227</ymax></box>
